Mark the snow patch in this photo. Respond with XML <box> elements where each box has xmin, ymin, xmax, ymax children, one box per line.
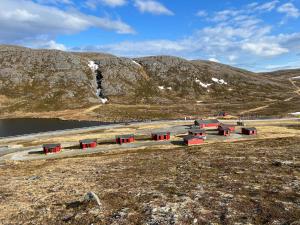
<box><xmin>195</xmin><ymin>78</ymin><xmax>212</xmax><ymax>88</ymax></box>
<box><xmin>132</xmin><ymin>60</ymin><xmax>142</xmax><ymax>67</ymax></box>
<box><xmin>100</xmin><ymin>98</ymin><xmax>108</xmax><ymax>104</ymax></box>
<box><xmin>292</xmin><ymin>76</ymin><xmax>300</xmax><ymax>80</ymax></box>
<box><xmin>158</xmin><ymin>86</ymin><xmax>172</xmax><ymax>90</ymax></box>
<box><xmin>212</xmin><ymin>77</ymin><xmax>227</xmax><ymax>85</ymax></box>
<box><xmin>88</xmin><ymin>61</ymin><xmax>98</xmax><ymax>72</ymax></box>
<box><xmin>289</xmin><ymin>112</ymin><xmax>300</xmax><ymax>115</ymax></box>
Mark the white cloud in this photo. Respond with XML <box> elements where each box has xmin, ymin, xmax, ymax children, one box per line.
<box><xmin>277</xmin><ymin>3</ymin><xmax>300</xmax><ymax>18</ymax></box>
<box><xmin>36</xmin><ymin>0</ymin><xmax>73</xmax><ymax>5</ymax></box>
<box><xmin>241</xmin><ymin>42</ymin><xmax>289</xmax><ymax>56</ymax></box>
<box><xmin>74</xmin><ymin>1</ymin><xmax>300</xmax><ymax>71</ymax></box>
<box><xmin>208</xmin><ymin>58</ymin><xmax>220</xmax><ymax>63</ymax></box>
<box><xmin>78</xmin><ymin>39</ymin><xmax>186</xmax><ymax>56</ymax></box>
<box><xmin>85</xmin><ymin>0</ymin><xmax>127</xmax><ymax>9</ymax></box>
<box><xmin>228</xmin><ymin>55</ymin><xmax>237</xmax><ymax>61</ymax></box>
<box><xmin>44</xmin><ymin>40</ymin><xmax>67</xmax><ymax>51</ymax></box>
<box><xmin>253</xmin><ymin>0</ymin><xmax>279</xmax><ymax>12</ymax></box>
<box><xmin>0</xmin><ymin>0</ymin><xmax>134</xmax><ymax>45</ymax></box>
<box><xmin>196</xmin><ymin>10</ymin><xmax>207</xmax><ymax>17</ymax></box>
<box><xmin>134</xmin><ymin>0</ymin><xmax>174</xmax><ymax>15</ymax></box>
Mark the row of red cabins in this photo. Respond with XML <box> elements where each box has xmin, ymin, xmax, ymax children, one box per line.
<box><xmin>42</xmin><ymin>131</ymin><xmax>171</xmax><ymax>154</ymax></box>
<box><xmin>42</xmin><ymin>120</ymin><xmax>257</xmax><ymax>153</ymax></box>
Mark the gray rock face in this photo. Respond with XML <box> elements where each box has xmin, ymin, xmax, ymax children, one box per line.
<box><xmin>0</xmin><ymin>45</ymin><xmax>292</xmax><ymax>112</ymax></box>
<box><xmin>0</xmin><ymin>45</ymin><xmax>98</xmax><ymax>111</ymax></box>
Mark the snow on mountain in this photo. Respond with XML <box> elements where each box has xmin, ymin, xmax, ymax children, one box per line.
<box><xmin>88</xmin><ymin>61</ymin><xmax>99</xmax><ymax>72</ymax></box>
<box><xmin>195</xmin><ymin>78</ymin><xmax>212</xmax><ymax>88</ymax></box>
<box><xmin>212</xmin><ymin>77</ymin><xmax>227</xmax><ymax>85</ymax></box>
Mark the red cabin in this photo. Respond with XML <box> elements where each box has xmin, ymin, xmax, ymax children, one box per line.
<box><xmin>218</xmin><ymin>127</ymin><xmax>231</xmax><ymax>136</ymax></box>
<box><xmin>151</xmin><ymin>132</ymin><xmax>170</xmax><ymax>141</ymax></box>
<box><xmin>218</xmin><ymin>123</ymin><xmax>236</xmax><ymax>132</ymax></box>
<box><xmin>242</xmin><ymin>127</ymin><xmax>257</xmax><ymax>135</ymax></box>
<box><xmin>188</xmin><ymin>129</ymin><xmax>206</xmax><ymax>137</ymax></box>
<box><xmin>195</xmin><ymin>119</ymin><xmax>220</xmax><ymax>128</ymax></box>
<box><xmin>116</xmin><ymin>134</ymin><xmax>135</xmax><ymax>144</ymax></box>
<box><xmin>79</xmin><ymin>139</ymin><xmax>97</xmax><ymax>149</ymax></box>
<box><xmin>43</xmin><ymin>143</ymin><xmax>61</xmax><ymax>154</ymax></box>
<box><xmin>183</xmin><ymin>136</ymin><xmax>205</xmax><ymax>146</ymax></box>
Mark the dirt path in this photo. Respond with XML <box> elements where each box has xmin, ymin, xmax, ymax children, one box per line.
<box><xmin>289</xmin><ymin>78</ymin><xmax>300</xmax><ymax>96</ymax></box>
<box><xmin>240</xmin><ymin>105</ymin><xmax>271</xmax><ymax>114</ymax></box>
<box><xmin>1</xmin><ymin>118</ymin><xmax>299</xmax><ymax>162</ymax></box>
<box><xmin>83</xmin><ymin>104</ymin><xmax>102</xmax><ymax>113</ymax></box>
<box><xmin>240</xmin><ymin>78</ymin><xmax>300</xmax><ymax>115</ymax></box>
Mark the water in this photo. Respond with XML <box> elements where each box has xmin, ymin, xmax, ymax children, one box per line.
<box><xmin>0</xmin><ymin>118</ymin><xmax>109</xmax><ymax>137</ymax></box>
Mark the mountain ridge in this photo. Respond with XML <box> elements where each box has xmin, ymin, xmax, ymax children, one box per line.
<box><xmin>0</xmin><ymin>45</ymin><xmax>299</xmax><ymax>120</ymax></box>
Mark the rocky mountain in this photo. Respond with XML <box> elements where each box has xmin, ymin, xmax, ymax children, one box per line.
<box><xmin>0</xmin><ymin>45</ymin><xmax>297</xmax><ymax>118</ymax></box>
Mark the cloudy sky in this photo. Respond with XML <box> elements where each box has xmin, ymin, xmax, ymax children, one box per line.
<box><xmin>0</xmin><ymin>0</ymin><xmax>300</xmax><ymax>71</ymax></box>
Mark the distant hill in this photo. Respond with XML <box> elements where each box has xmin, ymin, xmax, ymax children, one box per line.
<box><xmin>0</xmin><ymin>45</ymin><xmax>298</xmax><ymax>119</ymax></box>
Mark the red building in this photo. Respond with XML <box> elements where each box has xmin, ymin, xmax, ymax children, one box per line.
<box><xmin>188</xmin><ymin>129</ymin><xmax>206</xmax><ymax>137</ymax></box>
<box><xmin>194</xmin><ymin>119</ymin><xmax>220</xmax><ymax>128</ymax></box>
<box><xmin>116</xmin><ymin>134</ymin><xmax>135</xmax><ymax>144</ymax></box>
<box><xmin>79</xmin><ymin>139</ymin><xmax>97</xmax><ymax>149</ymax></box>
<box><xmin>151</xmin><ymin>132</ymin><xmax>170</xmax><ymax>141</ymax></box>
<box><xmin>43</xmin><ymin>144</ymin><xmax>61</xmax><ymax>154</ymax></box>
<box><xmin>218</xmin><ymin>123</ymin><xmax>236</xmax><ymax>132</ymax></box>
<box><xmin>218</xmin><ymin>127</ymin><xmax>231</xmax><ymax>136</ymax></box>
<box><xmin>242</xmin><ymin>127</ymin><xmax>257</xmax><ymax>135</ymax></box>
<box><xmin>183</xmin><ymin>136</ymin><xmax>205</xmax><ymax>146</ymax></box>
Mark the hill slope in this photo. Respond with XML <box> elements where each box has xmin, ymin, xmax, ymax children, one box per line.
<box><xmin>0</xmin><ymin>45</ymin><xmax>298</xmax><ymax>120</ymax></box>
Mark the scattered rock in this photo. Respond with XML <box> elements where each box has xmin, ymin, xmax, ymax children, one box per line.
<box><xmin>83</xmin><ymin>191</ymin><xmax>102</xmax><ymax>208</ymax></box>
<box><xmin>27</xmin><ymin>175</ymin><xmax>40</xmax><ymax>180</ymax></box>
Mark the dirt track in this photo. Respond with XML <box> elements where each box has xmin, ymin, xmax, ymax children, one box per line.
<box><xmin>1</xmin><ymin>118</ymin><xmax>299</xmax><ymax>162</ymax></box>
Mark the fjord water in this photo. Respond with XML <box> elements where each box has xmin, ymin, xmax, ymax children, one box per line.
<box><xmin>0</xmin><ymin>118</ymin><xmax>107</xmax><ymax>137</ymax></box>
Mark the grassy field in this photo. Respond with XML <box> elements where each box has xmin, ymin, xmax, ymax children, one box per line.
<box><xmin>0</xmin><ymin>135</ymin><xmax>299</xmax><ymax>224</ymax></box>
<box><xmin>0</xmin><ymin>120</ymin><xmax>299</xmax><ymax>224</ymax></box>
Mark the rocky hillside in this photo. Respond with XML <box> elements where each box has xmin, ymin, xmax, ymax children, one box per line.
<box><xmin>0</xmin><ymin>45</ymin><xmax>99</xmax><ymax>112</ymax></box>
<box><xmin>0</xmin><ymin>45</ymin><xmax>296</xmax><ymax>117</ymax></box>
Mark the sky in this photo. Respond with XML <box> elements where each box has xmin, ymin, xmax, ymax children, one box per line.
<box><xmin>0</xmin><ymin>0</ymin><xmax>300</xmax><ymax>72</ymax></box>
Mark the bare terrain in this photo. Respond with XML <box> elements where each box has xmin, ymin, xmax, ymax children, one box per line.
<box><xmin>0</xmin><ymin>119</ymin><xmax>299</xmax><ymax>224</ymax></box>
<box><xmin>1</xmin><ymin>45</ymin><xmax>300</xmax><ymax>121</ymax></box>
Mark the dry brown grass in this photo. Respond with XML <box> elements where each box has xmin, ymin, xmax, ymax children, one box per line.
<box><xmin>0</xmin><ymin>136</ymin><xmax>299</xmax><ymax>224</ymax></box>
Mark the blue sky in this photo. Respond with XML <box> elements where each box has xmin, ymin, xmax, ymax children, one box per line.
<box><xmin>0</xmin><ymin>0</ymin><xmax>300</xmax><ymax>71</ymax></box>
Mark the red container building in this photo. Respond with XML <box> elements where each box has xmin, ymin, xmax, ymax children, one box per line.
<box><xmin>116</xmin><ymin>134</ymin><xmax>135</xmax><ymax>144</ymax></box>
<box><xmin>43</xmin><ymin>144</ymin><xmax>61</xmax><ymax>154</ymax></box>
<box><xmin>218</xmin><ymin>124</ymin><xmax>236</xmax><ymax>132</ymax></box>
<box><xmin>242</xmin><ymin>127</ymin><xmax>257</xmax><ymax>135</ymax></box>
<box><xmin>183</xmin><ymin>136</ymin><xmax>205</xmax><ymax>146</ymax></box>
<box><xmin>151</xmin><ymin>132</ymin><xmax>170</xmax><ymax>141</ymax></box>
<box><xmin>79</xmin><ymin>139</ymin><xmax>97</xmax><ymax>149</ymax></box>
<box><xmin>218</xmin><ymin>127</ymin><xmax>231</xmax><ymax>136</ymax></box>
<box><xmin>188</xmin><ymin>129</ymin><xmax>206</xmax><ymax>137</ymax></box>
<box><xmin>194</xmin><ymin>119</ymin><xmax>220</xmax><ymax>128</ymax></box>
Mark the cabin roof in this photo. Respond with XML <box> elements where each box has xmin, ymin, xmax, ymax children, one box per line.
<box><xmin>219</xmin><ymin>123</ymin><xmax>236</xmax><ymax>127</ymax></box>
<box><xmin>188</xmin><ymin>129</ymin><xmax>206</xmax><ymax>133</ymax></box>
<box><xmin>116</xmin><ymin>134</ymin><xmax>134</xmax><ymax>139</ymax></box>
<box><xmin>195</xmin><ymin>119</ymin><xmax>220</xmax><ymax>124</ymax></box>
<box><xmin>243</xmin><ymin>127</ymin><xmax>257</xmax><ymax>131</ymax></box>
<box><xmin>43</xmin><ymin>143</ymin><xmax>61</xmax><ymax>148</ymax></box>
<box><xmin>152</xmin><ymin>131</ymin><xmax>170</xmax><ymax>135</ymax></box>
<box><xmin>219</xmin><ymin>127</ymin><xmax>231</xmax><ymax>131</ymax></box>
<box><xmin>80</xmin><ymin>139</ymin><xmax>97</xmax><ymax>144</ymax></box>
<box><xmin>183</xmin><ymin>135</ymin><xmax>205</xmax><ymax>141</ymax></box>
